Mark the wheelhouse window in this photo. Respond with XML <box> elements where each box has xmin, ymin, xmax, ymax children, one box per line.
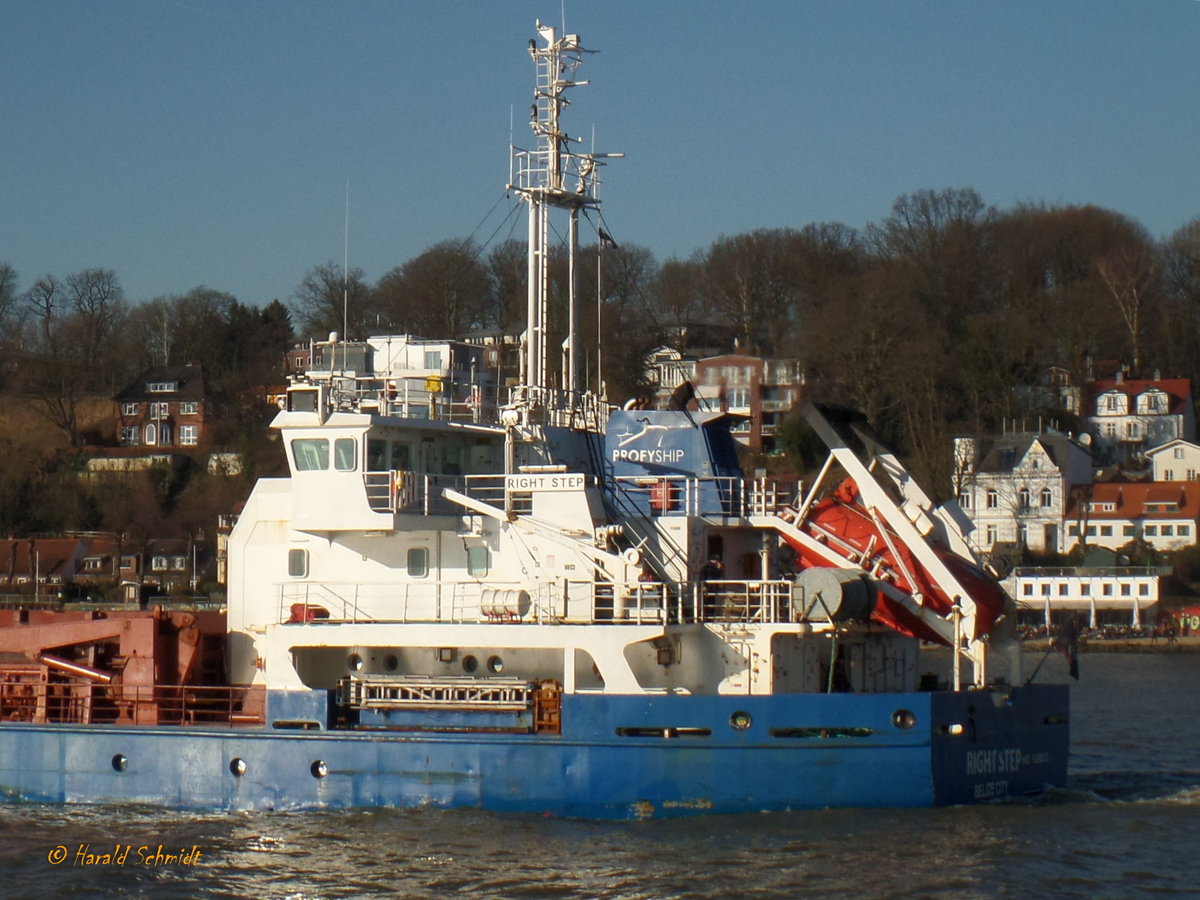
<box><xmin>333</xmin><ymin>438</ymin><xmax>357</xmax><ymax>471</ymax></box>
<box><xmin>407</xmin><ymin>548</ymin><xmax>429</xmax><ymax>578</ymax></box>
<box><xmin>292</xmin><ymin>439</ymin><xmax>329</xmax><ymax>471</ymax></box>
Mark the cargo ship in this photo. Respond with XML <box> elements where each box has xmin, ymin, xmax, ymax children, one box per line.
<box><xmin>0</xmin><ymin>22</ymin><xmax>1067</xmax><ymax>818</ymax></box>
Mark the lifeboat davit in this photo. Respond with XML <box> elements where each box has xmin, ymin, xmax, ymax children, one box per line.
<box><xmin>783</xmin><ymin>478</ymin><xmax>1007</xmax><ymax>644</ymax></box>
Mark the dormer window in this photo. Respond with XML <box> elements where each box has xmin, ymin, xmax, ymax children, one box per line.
<box><xmin>147</xmin><ymin>381</ymin><xmax>178</xmax><ymax>393</ymax></box>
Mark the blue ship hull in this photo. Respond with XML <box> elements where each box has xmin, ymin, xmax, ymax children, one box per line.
<box><xmin>0</xmin><ymin>685</ymin><xmax>1067</xmax><ymax>818</ymax></box>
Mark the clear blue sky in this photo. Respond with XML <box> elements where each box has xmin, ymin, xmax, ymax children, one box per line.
<box><xmin>3</xmin><ymin>1</ymin><xmax>1198</xmax><ymax>308</ymax></box>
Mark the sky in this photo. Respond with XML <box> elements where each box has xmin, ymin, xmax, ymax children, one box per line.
<box><xmin>3</xmin><ymin>1</ymin><xmax>1199</xmax><ymax>309</ymax></box>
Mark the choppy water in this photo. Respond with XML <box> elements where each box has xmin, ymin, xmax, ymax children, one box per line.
<box><xmin>2</xmin><ymin>652</ymin><xmax>1197</xmax><ymax>899</ymax></box>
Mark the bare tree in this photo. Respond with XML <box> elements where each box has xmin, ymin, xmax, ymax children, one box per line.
<box><xmin>291</xmin><ymin>264</ymin><xmax>373</xmax><ymax>340</ymax></box>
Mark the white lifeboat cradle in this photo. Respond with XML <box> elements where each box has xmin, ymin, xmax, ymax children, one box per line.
<box><xmin>222</xmin><ymin>21</ymin><xmax>1069</xmax><ymax>816</ymax></box>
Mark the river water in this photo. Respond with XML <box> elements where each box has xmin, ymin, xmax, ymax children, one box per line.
<box><xmin>1</xmin><ymin>652</ymin><xmax>1196</xmax><ymax>899</ymax></box>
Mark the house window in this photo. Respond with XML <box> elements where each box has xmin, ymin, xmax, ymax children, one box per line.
<box><xmin>1019</xmin><ymin>489</ymin><xmax>1031</xmax><ymax>511</ymax></box>
<box><xmin>986</xmin><ymin>525</ymin><xmax>998</xmax><ymax>545</ymax></box>
<box><xmin>171</xmin><ymin>556</ymin><xmax>187</xmax><ymax>570</ymax></box>
<box><xmin>1100</xmin><ymin>525</ymin><xmax>1112</xmax><ymax>537</ymax></box>
<box><xmin>1175</xmin><ymin>447</ymin><xmax>1186</xmax><ymax>459</ymax></box>
<box><xmin>144</xmin><ymin>423</ymin><xmax>157</xmax><ymax>445</ymax></box>
<box><xmin>121</xmin><ymin>401</ymin><xmax>140</xmax><ymax>416</ymax></box>
<box><xmin>150</xmin><ymin>401</ymin><xmax>170</xmax><ymax>419</ymax></box>
<box><xmin>958</xmin><ymin>492</ymin><xmax>971</xmax><ymax>509</ymax></box>
<box><xmin>179</xmin><ymin>401</ymin><xmax>199</xmax><ymax>415</ymax></box>
<box><xmin>84</xmin><ymin>558</ymin><xmax>105</xmax><ymax>571</ymax></box>
<box><xmin>423</xmin><ymin>350</ymin><xmax>443</xmax><ymax>370</ymax></box>
<box><xmin>1165</xmin><ymin>469</ymin><xmax>1175</xmax><ymax>481</ymax></box>
<box><xmin>1103</xmin><ymin>423</ymin><xmax>1116</xmax><ymax>437</ymax></box>
<box><xmin>1067</xmin><ymin>524</ymin><xmax>1079</xmax><ymax>537</ymax></box>
<box><xmin>148</xmin><ymin>381</ymin><xmax>178</xmax><ymax>392</ymax></box>
<box><xmin>287</xmin><ymin>548</ymin><xmax>308</xmax><ymax>578</ymax></box>
<box><xmin>1041</xmin><ymin>583</ymin><xmax>1052</xmax><ymax>596</ymax></box>
<box><xmin>1126</xmin><ymin>422</ymin><xmax>1140</xmax><ymax>439</ymax></box>
<box><xmin>1040</xmin><ymin>488</ymin><xmax>1053</xmax><ymax>507</ymax></box>
<box><xmin>1189</xmin><ymin>470</ymin><xmax>1198</xmax><ymax>481</ymax></box>
<box><xmin>986</xmin><ymin>490</ymin><xmax>999</xmax><ymax>510</ymax></box>
<box><xmin>407</xmin><ymin>548</ymin><xmax>428</xmax><ymax>578</ymax></box>
<box><xmin>179</xmin><ymin>425</ymin><xmax>198</xmax><ymax>446</ymax></box>
<box><xmin>1161</xmin><ymin>525</ymin><xmax>1174</xmax><ymax>537</ymax></box>
<box><xmin>1018</xmin><ymin>524</ymin><xmax>1029</xmax><ymax>545</ymax></box>
<box><xmin>1180</xmin><ymin>525</ymin><xmax>1191</xmax><ymax>537</ymax></box>
<box><xmin>1105</xmin><ymin>395</ymin><xmax>1120</xmax><ymax>412</ymax></box>
<box><xmin>152</xmin><ymin>556</ymin><xmax>168</xmax><ymax>571</ymax></box>
<box><xmin>1145</xmin><ymin>525</ymin><xmax>1157</xmax><ymax>536</ymax></box>
<box><xmin>120</xmin><ymin>426</ymin><xmax>138</xmax><ymax>445</ymax></box>
<box><xmin>467</xmin><ymin>545</ymin><xmax>489</xmax><ymax>577</ymax></box>
<box><xmin>1124</xmin><ymin>525</ymin><xmax>1136</xmax><ymax>537</ymax></box>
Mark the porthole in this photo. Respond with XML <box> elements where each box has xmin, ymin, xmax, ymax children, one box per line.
<box><xmin>111</xmin><ymin>753</ymin><xmax>128</xmax><ymax>773</ymax></box>
<box><xmin>311</xmin><ymin>760</ymin><xmax>328</xmax><ymax>779</ymax></box>
<box><xmin>487</xmin><ymin>655</ymin><xmax>504</xmax><ymax>674</ymax></box>
<box><xmin>729</xmin><ymin>711</ymin><xmax>752</xmax><ymax>731</ymax></box>
<box><xmin>347</xmin><ymin>653</ymin><xmax>364</xmax><ymax>672</ymax></box>
<box><xmin>892</xmin><ymin>709</ymin><xmax>917</xmax><ymax>730</ymax></box>
<box><xmin>384</xmin><ymin>654</ymin><xmax>399</xmax><ymax>672</ymax></box>
<box><xmin>230</xmin><ymin>757</ymin><xmax>247</xmax><ymax>777</ymax></box>
<box><xmin>462</xmin><ymin>654</ymin><xmax>478</xmax><ymax>673</ymax></box>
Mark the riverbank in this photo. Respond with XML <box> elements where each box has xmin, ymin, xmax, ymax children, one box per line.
<box><xmin>1025</xmin><ymin>634</ymin><xmax>1200</xmax><ymax>654</ymax></box>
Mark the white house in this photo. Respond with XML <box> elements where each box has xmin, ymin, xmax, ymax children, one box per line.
<box><xmin>1085</xmin><ymin>375</ymin><xmax>1194</xmax><ymax>464</ymax></box>
<box><xmin>1146</xmin><ymin>439</ymin><xmax>1200</xmax><ymax>482</ymax></box>
<box><xmin>955</xmin><ymin>431</ymin><xmax>1093</xmax><ymax>555</ymax></box>
<box><xmin>1064</xmin><ymin>481</ymin><xmax>1200</xmax><ymax>554</ymax></box>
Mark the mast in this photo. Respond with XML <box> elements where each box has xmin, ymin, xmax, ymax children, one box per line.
<box><xmin>508</xmin><ymin>21</ymin><xmax>621</xmax><ymax>422</ymax></box>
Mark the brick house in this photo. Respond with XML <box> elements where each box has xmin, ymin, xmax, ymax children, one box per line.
<box><xmin>114</xmin><ymin>364</ymin><xmax>206</xmax><ymax>449</ymax></box>
<box><xmin>691</xmin><ymin>355</ymin><xmax>804</xmax><ymax>453</ymax></box>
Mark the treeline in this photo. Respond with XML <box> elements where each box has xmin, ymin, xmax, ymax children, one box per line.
<box><xmin>2</xmin><ymin>186</ymin><xmax>1200</xmax><ymax>539</ymax></box>
<box><xmin>288</xmin><ymin>188</ymin><xmax>1200</xmax><ymax>491</ymax></box>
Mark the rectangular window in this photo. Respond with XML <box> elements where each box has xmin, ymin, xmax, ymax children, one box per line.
<box><xmin>958</xmin><ymin>492</ymin><xmax>971</xmax><ymax>509</ymax></box>
<box><xmin>171</xmin><ymin>556</ymin><xmax>187</xmax><ymax>570</ymax></box>
<box><xmin>288</xmin><ymin>548</ymin><xmax>308</xmax><ymax>578</ymax></box>
<box><xmin>407</xmin><ymin>547</ymin><xmax>429</xmax><ymax>578</ymax></box>
<box><xmin>1124</xmin><ymin>525</ymin><xmax>1135</xmax><ymax>536</ymax></box>
<box><xmin>467</xmin><ymin>545</ymin><xmax>489</xmax><ymax>577</ymax></box>
<box><xmin>179</xmin><ymin>401</ymin><xmax>199</xmax><ymax>415</ymax></box>
<box><xmin>151</xmin><ymin>401</ymin><xmax>170</xmax><ymax>419</ymax></box>
<box><xmin>1162</xmin><ymin>525</ymin><xmax>1174</xmax><ymax>537</ymax></box>
<box><xmin>120</xmin><ymin>426</ymin><xmax>138</xmax><ymax>445</ymax></box>
<box><xmin>1139</xmin><ymin>584</ymin><xmax>1150</xmax><ymax>596</ymax></box>
<box><xmin>1080</xmin><ymin>583</ymin><xmax>1090</xmax><ymax>596</ymax></box>
<box><xmin>1164</xmin><ymin>469</ymin><xmax>1175</xmax><ymax>481</ymax></box>
<box><xmin>121</xmin><ymin>401</ymin><xmax>140</xmax><ymax>416</ymax></box>
<box><xmin>333</xmin><ymin>437</ymin><xmax>357</xmax><ymax>471</ymax></box>
<box><xmin>148</xmin><ymin>381</ymin><xmax>177</xmax><ymax>393</ymax></box>
<box><xmin>1102</xmin><ymin>583</ymin><xmax>1113</xmax><ymax>596</ymax></box>
<box><xmin>1100</xmin><ymin>525</ymin><xmax>1112</xmax><ymax>537</ymax></box>
<box><xmin>152</xmin><ymin>556</ymin><xmax>168</xmax><ymax>572</ymax></box>
<box><xmin>1145</xmin><ymin>525</ymin><xmax>1157</xmax><ymax>536</ymax></box>
<box><xmin>391</xmin><ymin>443</ymin><xmax>412</xmax><ymax>471</ymax></box>
<box><xmin>1180</xmin><ymin>525</ymin><xmax>1191</xmax><ymax>537</ymax></box>
<box><xmin>986</xmin><ymin>525</ymin><xmax>997</xmax><ymax>545</ymax></box>
<box><xmin>1068</xmin><ymin>524</ymin><xmax>1079</xmax><ymax>537</ymax></box>
<box><xmin>367</xmin><ymin>439</ymin><xmax>388</xmax><ymax>471</ymax></box>
<box><xmin>1175</xmin><ymin>447</ymin><xmax>1186</xmax><ymax>459</ymax></box>
<box><xmin>1041</xmin><ymin>583</ymin><xmax>1052</xmax><ymax>596</ymax></box>
<box><xmin>424</xmin><ymin>350</ymin><xmax>443</xmax><ymax>370</ymax></box>
<box><xmin>291</xmin><ymin>439</ymin><xmax>329</xmax><ymax>471</ymax></box>
<box><xmin>179</xmin><ymin>425</ymin><xmax>198</xmax><ymax>446</ymax></box>
<box><xmin>1121</xmin><ymin>584</ymin><xmax>1131</xmax><ymax>596</ymax></box>
<box><xmin>1058</xmin><ymin>584</ymin><xmax>1069</xmax><ymax>596</ymax></box>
